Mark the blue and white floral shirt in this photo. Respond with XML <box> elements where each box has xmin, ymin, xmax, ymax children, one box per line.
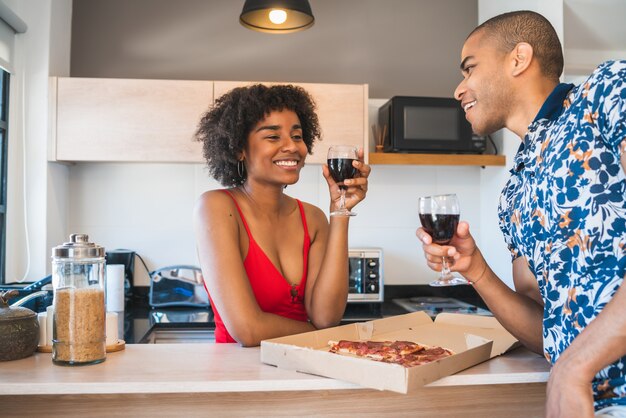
<box><xmin>498</xmin><ymin>60</ymin><xmax>626</xmax><ymax>409</ymax></box>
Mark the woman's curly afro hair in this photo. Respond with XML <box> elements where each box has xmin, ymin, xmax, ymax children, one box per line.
<box><xmin>195</xmin><ymin>84</ymin><xmax>321</xmax><ymax>187</ymax></box>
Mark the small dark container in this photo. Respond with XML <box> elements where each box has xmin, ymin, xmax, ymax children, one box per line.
<box><xmin>0</xmin><ymin>290</ymin><xmax>40</xmax><ymax>361</ymax></box>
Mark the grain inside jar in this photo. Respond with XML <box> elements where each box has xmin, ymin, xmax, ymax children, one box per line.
<box><xmin>53</xmin><ymin>287</ymin><xmax>106</xmax><ymax>365</ymax></box>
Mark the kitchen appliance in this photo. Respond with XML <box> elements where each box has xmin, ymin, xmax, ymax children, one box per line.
<box><xmin>348</xmin><ymin>248</ymin><xmax>383</xmax><ymax>303</ymax></box>
<box><xmin>378</xmin><ymin>96</ymin><xmax>486</xmax><ymax>154</ymax></box>
<box><xmin>392</xmin><ymin>296</ymin><xmax>491</xmax><ymax>318</ymax></box>
<box><xmin>3</xmin><ymin>276</ymin><xmax>53</xmax><ymax>313</ymax></box>
<box><xmin>149</xmin><ymin>265</ymin><xmax>209</xmax><ymax>308</ymax></box>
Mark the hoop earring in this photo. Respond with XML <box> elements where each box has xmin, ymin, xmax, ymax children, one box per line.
<box><xmin>237</xmin><ymin>160</ymin><xmax>245</xmax><ymax>183</ymax></box>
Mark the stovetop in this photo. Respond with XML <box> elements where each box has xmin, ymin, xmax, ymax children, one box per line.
<box><xmin>392</xmin><ymin>296</ymin><xmax>491</xmax><ymax>318</ymax></box>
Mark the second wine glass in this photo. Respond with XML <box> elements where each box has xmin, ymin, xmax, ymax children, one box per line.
<box><xmin>418</xmin><ymin>194</ymin><xmax>468</xmax><ymax>286</ymax></box>
<box><xmin>327</xmin><ymin>145</ymin><xmax>358</xmax><ymax>217</ymax></box>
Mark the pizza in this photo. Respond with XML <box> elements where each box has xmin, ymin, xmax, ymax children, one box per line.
<box><xmin>327</xmin><ymin>339</ymin><xmax>454</xmax><ymax>367</ymax></box>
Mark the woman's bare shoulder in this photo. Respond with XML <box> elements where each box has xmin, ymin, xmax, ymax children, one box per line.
<box><xmin>194</xmin><ymin>189</ymin><xmax>237</xmax><ymax>222</ymax></box>
<box><xmin>298</xmin><ymin>201</ymin><xmax>328</xmax><ymax>231</ymax></box>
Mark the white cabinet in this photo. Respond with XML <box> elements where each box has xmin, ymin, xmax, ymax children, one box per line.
<box><xmin>51</xmin><ymin>77</ymin><xmax>212</xmax><ymax>162</ymax></box>
<box><xmin>50</xmin><ymin>77</ymin><xmax>369</xmax><ymax>164</ymax></box>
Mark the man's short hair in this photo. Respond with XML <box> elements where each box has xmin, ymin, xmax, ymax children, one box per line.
<box><xmin>470</xmin><ymin>10</ymin><xmax>564</xmax><ymax>81</ymax></box>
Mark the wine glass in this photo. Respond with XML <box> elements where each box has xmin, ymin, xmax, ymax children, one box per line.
<box><xmin>418</xmin><ymin>194</ymin><xmax>468</xmax><ymax>286</ymax></box>
<box><xmin>327</xmin><ymin>145</ymin><xmax>358</xmax><ymax>217</ymax></box>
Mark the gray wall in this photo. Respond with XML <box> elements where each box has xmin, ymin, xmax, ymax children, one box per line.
<box><xmin>70</xmin><ymin>0</ymin><xmax>477</xmax><ymax>98</ymax></box>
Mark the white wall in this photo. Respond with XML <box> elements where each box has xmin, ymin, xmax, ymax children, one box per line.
<box><xmin>563</xmin><ymin>0</ymin><xmax>626</xmax><ymax>76</ymax></box>
<box><xmin>4</xmin><ymin>0</ymin><xmax>71</xmax><ymax>283</ymax></box>
<box><xmin>68</xmin><ymin>161</ymin><xmax>483</xmax><ymax>287</ymax></box>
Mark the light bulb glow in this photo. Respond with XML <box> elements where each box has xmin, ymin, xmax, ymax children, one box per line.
<box><xmin>268</xmin><ymin>9</ymin><xmax>287</xmax><ymax>24</ymax></box>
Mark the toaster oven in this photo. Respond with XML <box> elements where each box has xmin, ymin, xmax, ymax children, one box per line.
<box><xmin>348</xmin><ymin>248</ymin><xmax>383</xmax><ymax>303</ymax></box>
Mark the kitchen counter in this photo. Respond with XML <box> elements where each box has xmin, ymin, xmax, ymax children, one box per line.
<box><xmin>0</xmin><ymin>344</ymin><xmax>550</xmax><ymax>417</ymax></box>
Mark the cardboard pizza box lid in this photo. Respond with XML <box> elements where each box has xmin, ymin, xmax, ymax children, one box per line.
<box><xmin>433</xmin><ymin>313</ymin><xmax>520</xmax><ymax>357</ymax></box>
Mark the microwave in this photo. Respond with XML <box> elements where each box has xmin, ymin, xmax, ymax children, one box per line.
<box><xmin>378</xmin><ymin>96</ymin><xmax>486</xmax><ymax>154</ymax></box>
<box><xmin>348</xmin><ymin>248</ymin><xmax>383</xmax><ymax>303</ymax></box>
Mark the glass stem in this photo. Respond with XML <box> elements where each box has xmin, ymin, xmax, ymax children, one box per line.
<box><xmin>441</xmin><ymin>256</ymin><xmax>451</xmax><ymax>279</ymax></box>
<box><xmin>339</xmin><ymin>188</ymin><xmax>346</xmax><ymax>211</ymax></box>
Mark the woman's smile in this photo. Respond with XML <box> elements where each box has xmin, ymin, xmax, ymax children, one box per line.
<box><xmin>274</xmin><ymin>159</ymin><xmax>300</xmax><ymax>170</ymax></box>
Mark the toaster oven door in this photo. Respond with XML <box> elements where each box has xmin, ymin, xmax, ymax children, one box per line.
<box><xmin>348</xmin><ymin>258</ymin><xmax>364</xmax><ymax>295</ymax></box>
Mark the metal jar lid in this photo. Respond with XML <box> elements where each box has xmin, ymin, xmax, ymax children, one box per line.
<box><xmin>52</xmin><ymin>234</ymin><xmax>105</xmax><ymax>259</ymax></box>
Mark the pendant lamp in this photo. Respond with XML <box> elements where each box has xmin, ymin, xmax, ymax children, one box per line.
<box><xmin>240</xmin><ymin>0</ymin><xmax>314</xmax><ymax>34</ymax></box>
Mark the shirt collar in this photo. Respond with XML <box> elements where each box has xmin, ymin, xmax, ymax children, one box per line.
<box><xmin>532</xmin><ymin>82</ymin><xmax>574</xmax><ymax>122</ymax></box>
<box><xmin>514</xmin><ymin>83</ymin><xmax>575</xmax><ymax>175</ymax></box>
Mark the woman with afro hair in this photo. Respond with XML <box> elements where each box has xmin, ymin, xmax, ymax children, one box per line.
<box><xmin>193</xmin><ymin>84</ymin><xmax>370</xmax><ymax>346</ymax></box>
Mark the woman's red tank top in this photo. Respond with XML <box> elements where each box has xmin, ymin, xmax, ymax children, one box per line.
<box><xmin>209</xmin><ymin>190</ymin><xmax>311</xmax><ymax>343</ymax></box>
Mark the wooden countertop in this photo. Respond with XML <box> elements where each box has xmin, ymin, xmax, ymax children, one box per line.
<box><xmin>0</xmin><ymin>344</ymin><xmax>550</xmax><ymax>417</ymax></box>
<box><xmin>0</xmin><ymin>344</ymin><xmax>549</xmax><ymax>396</ymax></box>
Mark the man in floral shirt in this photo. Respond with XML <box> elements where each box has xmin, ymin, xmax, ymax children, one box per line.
<box><xmin>416</xmin><ymin>10</ymin><xmax>626</xmax><ymax>418</ymax></box>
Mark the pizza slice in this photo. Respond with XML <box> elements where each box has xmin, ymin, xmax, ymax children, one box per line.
<box><xmin>328</xmin><ymin>340</ymin><xmax>425</xmax><ymax>359</ymax></box>
<box><xmin>381</xmin><ymin>346</ymin><xmax>455</xmax><ymax>367</ymax></box>
<box><xmin>327</xmin><ymin>339</ymin><xmax>453</xmax><ymax>367</ymax></box>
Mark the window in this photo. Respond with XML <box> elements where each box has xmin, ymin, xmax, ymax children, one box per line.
<box><xmin>0</xmin><ymin>69</ymin><xmax>8</xmax><ymax>281</ymax></box>
<box><xmin>0</xmin><ymin>3</ymin><xmax>25</xmax><ymax>284</ymax></box>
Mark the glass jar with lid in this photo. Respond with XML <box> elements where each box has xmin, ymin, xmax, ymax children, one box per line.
<box><xmin>51</xmin><ymin>234</ymin><xmax>106</xmax><ymax>365</ymax></box>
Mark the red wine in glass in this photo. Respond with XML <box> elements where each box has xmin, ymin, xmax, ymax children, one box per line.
<box><xmin>327</xmin><ymin>145</ymin><xmax>358</xmax><ymax>216</ymax></box>
<box><xmin>418</xmin><ymin>194</ymin><xmax>467</xmax><ymax>286</ymax></box>
<box><xmin>418</xmin><ymin>214</ymin><xmax>460</xmax><ymax>245</ymax></box>
<box><xmin>327</xmin><ymin>158</ymin><xmax>358</xmax><ymax>190</ymax></box>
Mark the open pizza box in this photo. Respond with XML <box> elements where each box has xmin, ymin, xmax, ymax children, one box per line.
<box><xmin>261</xmin><ymin>311</ymin><xmax>519</xmax><ymax>394</ymax></box>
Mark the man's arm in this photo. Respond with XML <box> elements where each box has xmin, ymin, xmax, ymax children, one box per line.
<box><xmin>545</xmin><ymin>151</ymin><xmax>626</xmax><ymax>417</ymax></box>
<box><xmin>469</xmin><ymin>252</ymin><xmax>544</xmax><ymax>354</ymax></box>
<box><xmin>546</xmin><ymin>276</ymin><xmax>626</xmax><ymax>417</ymax></box>
<box><xmin>418</xmin><ymin>221</ymin><xmax>544</xmax><ymax>354</ymax></box>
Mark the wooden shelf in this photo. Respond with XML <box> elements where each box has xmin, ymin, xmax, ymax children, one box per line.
<box><xmin>368</xmin><ymin>152</ymin><xmax>506</xmax><ymax>166</ymax></box>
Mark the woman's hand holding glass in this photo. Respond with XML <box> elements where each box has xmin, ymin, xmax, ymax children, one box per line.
<box><xmin>323</xmin><ymin>146</ymin><xmax>370</xmax><ymax>217</ymax></box>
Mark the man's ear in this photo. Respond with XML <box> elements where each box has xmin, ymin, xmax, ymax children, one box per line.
<box><xmin>509</xmin><ymin>42</ymin><xmax>534</xmax><ymax>77</ymax></box>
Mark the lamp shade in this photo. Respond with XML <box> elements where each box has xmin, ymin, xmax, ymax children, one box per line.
<box><xmin>240</xmin><ymin>0</ymin><xmax>314</xmax><ymax>34</ymax></box>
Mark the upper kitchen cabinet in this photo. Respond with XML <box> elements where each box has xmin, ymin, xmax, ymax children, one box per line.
<box><xmin>50</xmin><ymin>77</ymin><xmax>212</xmax><ymax>162</ymax></box>
<box><xmin>214</xmin><ymin>81</ymin><xmax>369</xmax><ymax>164</ymax></box>
<box><xmin>50</xmin><ymin>78</ymin><xmax>369</xmax><ymax>164</ymax></box>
